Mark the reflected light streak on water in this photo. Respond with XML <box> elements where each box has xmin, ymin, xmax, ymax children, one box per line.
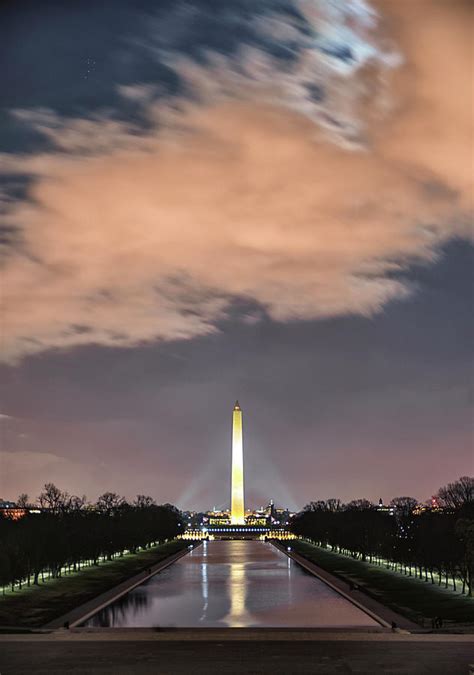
<box><xmin>199</xmin><ymin>541</ymin><xmax>208</xmax><ymax>622</ymax></box>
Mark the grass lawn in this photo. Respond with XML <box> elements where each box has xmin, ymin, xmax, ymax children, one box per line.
<box><xmin>290</xmin><ymin>540</ymin><xmax>474</xmax><ymax>627</ymax></box>
<box><xmin>0</xmin><ymin>540</ymin><xmax>189</xmax><ymax>629</ymax></box>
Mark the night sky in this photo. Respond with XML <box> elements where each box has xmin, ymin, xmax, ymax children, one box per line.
<box><xmin>1</xmin><ymin>0</ymin><xmax>472</xmax><ymax>510</ymax></box>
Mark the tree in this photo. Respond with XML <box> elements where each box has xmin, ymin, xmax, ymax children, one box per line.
<box><xmin>455</xmin><ymin>516</ymin><xmax>474</xmax><ymax>596</ymax></box>
<box><xmin>437</xmin><ymin>477</ymin><xmax>474</xmax><ymax>510</ymax></box>
<box><xmin>346</xmin><ymin>499</ymin><xmax>374</xmax><ymax>511</ymax></box>
<box><xmin>69</xmin><ymin>495</ymin><xmax>87</xmax><ymax>512</ymax></box>
<box><xmin>0</xmin><ymin>485</ymin><xmax>182</xmax><ymax>592</ymax></box>
<box><xmin>134</xmin><ymin>495</ymin><xmax>156</xmax><ymax>509</ymax></box>
<box><xmin>389</xmin><ymin>497</ymin><xmax>418</xmax><ymax>574</ymax></box>
<box><xmin>290</xmin><ymin>477</ymin><xmax>474</xmax><ymax>595</ymax></box>
<box><xmin>96</xmin><ymin>492</ymin><xmax>126</xmax><ymax>514</ymax></box>
<box><xmin>38</xmin><ymin>483</ymin><xmax>70</xmax><ymax>514</ymax></box>
<box><xmin>390</xmin><ymin>496</ymin><xmax>418</xmax><ymax>517</ymax></box>
<box><xmin>16</xmin><ymin>494</ymin><xmax>29</xmax><ymax>508</ymax></box>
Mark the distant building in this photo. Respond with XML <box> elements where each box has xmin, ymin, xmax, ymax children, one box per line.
<box><xmin>207</xmin><ymin>510</ymin><xmax>231</xmax><ymax>526</ymax></box>
<box><xmin>0</xmin><ymin>499</ymin><xmax>41</xmax><ymax>520</ymax></box>
<box><xmin>412</xmin><ymin>498</ymin><xmax>449</xmax><ymax>516</ymax></box>
<box><xmin>0</xmin><ymin>499</ymin><xmax>16</xmax><ymax>509</ymax></box>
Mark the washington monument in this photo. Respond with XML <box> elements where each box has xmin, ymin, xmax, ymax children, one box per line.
<box><xmin>231</xmin><ymin>401</ymin><xmax>245</xmax><ymax>524</ymax></box>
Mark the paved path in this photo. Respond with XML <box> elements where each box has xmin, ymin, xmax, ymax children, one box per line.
<box><xmin>0</xmin><ymin>632</ymin><xmax>473</xmax><ymax>674</ymax></box>
<box><xmin>273</xmin><ymin>542</ymin><xmax>419</xmax><ymax>631</ymax></box>
<box><xmin>44</xmin><ymin>545</ymin><xmax>195</xmax><ymax>629</ymax></box>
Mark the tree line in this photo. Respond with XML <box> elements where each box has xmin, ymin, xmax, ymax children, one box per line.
<box><xmin>290</xmin><ymin>476</ymin><xmax>474</xmax><ymax>596</ymax></box>
<box><xmin>0</xmin><ymin>484</ymin><xmax>183</xmax><ymax>593</ymax></box>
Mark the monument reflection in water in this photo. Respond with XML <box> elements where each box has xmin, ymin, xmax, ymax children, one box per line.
<box><xmin>85</xmin><ymin>541</ymin><xmax>378</xmax><ymax>628</ymax></box>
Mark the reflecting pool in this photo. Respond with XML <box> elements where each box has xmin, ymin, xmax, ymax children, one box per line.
<box><xmin>85</xmin><ymin>540</ymin><xmax>378</xmax><ymax>627</ymax></box>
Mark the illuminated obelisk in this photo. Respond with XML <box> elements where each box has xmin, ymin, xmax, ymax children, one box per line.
<box><xmin>231</xmin><ymin>401</ymin><xmax>245</xmax><ymax>525</ymax></box>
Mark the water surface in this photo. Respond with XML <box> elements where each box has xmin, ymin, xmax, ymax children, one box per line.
<box><xmin>86</xmin><ymin>540</ymin><xmax>378</xmax><ymax>627</ymax></box>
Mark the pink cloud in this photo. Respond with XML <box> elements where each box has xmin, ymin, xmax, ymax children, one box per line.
<box><xmin>1</xmin><ymin>0</ymin><xmax>471</xmax><ymax>363</ymax></box>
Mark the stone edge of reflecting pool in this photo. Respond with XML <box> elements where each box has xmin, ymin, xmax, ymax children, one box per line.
<box><xmin>273</xmin><ymin>543</ymin><xmax>390</xmax><ymax>628</ymax></box>
<box><xmin>45</xmin><ymin>545</ymin><xmax>194</xmax><ymax>630</ymax></box>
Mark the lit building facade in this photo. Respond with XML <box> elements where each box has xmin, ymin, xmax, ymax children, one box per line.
<box><xmin>0</xmin><ymin>500</ymin><xmax>41</xmax><ymax>520</ymax></box>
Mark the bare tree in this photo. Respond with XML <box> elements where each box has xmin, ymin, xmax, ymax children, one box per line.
<box><xmin>96</xmin><ymin>492</ymin><xmax>126</xmax><ymax>514</ymax></box>
<box><xmin>455</xmin><ymin>518</ymin><xmax>474</xmax><ymax>596</ymax></box>
<box><xmin>38</xmin><ymin>483</ymin><xmax>71</xmax><ymax>514</ymax></box>
<box><xmin>304</xmin><ymin>499</ymin><xmax>342</xmax><ymax>513</ymax></box>
<box><xmin>134</xmin><ymin>495</ymin><xmax>155</xmax><ymax>509</ymax></box>
<box><xmin>326</xmin><ymin>499</ymin><xmax>343</xmax><ymax>512</ymax></box>
<box><xmin>390</xmin><ymin>496</ymin><xmax>418</xmax><ymax>517</ymax></box>
<box><xmin>16</xmin><ymin>493</ymin><xmax>29</xmax><ymax>508</ymax></box>
<box><xmin>346</xmin><ymin>499</ymin><xmax>374</xmax><ymax>511</ymax></box>
<box><xmin>437</xmin><ymin>476</ymin><xmax>474</xmax><ymax>510</ymax></box>
<box><xmin>69</xmin><ymin>495</ymin><xmax>87</xmax><ymax>511</ymax></box>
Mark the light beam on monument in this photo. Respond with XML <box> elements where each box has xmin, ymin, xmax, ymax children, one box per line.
<box><xmin>231</xmin><ymin>401</ymin><xmax>245</xmax><ymax>525</ymax></box>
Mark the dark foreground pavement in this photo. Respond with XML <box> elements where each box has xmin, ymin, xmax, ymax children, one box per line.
<box><xmin>1</xmin><ymin>633</ymin><xmax>473</xmax><ymax>674</ymax></box>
